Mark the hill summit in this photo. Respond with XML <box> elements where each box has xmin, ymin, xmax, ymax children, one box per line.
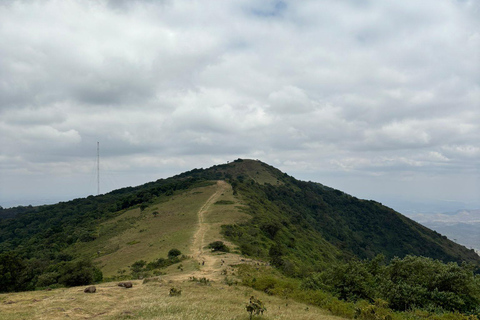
<box><xmin>0</xmin><ymin>158</ymin><xmax>479</xmax><ymax>292</ymax></box>
<box><xmin>182</xmin><ymin>159</ymin><xmax>480</xmax><ymax>267</ymax></box>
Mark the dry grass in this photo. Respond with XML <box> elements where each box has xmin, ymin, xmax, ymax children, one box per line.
<box><xmin>0</xmin><ymin>280</ymin><xmax>345</xmax><ymax>320</ymax></box>
<box><xmin>71</xmin><ymin>184</ymin><xmax>220</xmax><ymax>277</ymax></box>
<box><xmin>0</xmin><ymin>179</ymin><xmax>347</xmax><ymax>319</ymax></box>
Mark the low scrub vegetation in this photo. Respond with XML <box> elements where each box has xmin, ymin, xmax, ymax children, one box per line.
<box><xmin>303</xmin><ymin>255</ymin><xmax>480</xmax><ymax>314</ymax></box>
<box><xmin>238</xmin><ymin>257</ymin><xmax>480</xmax><ymax>320</ymax></box>
<box><xmin>123</xmin><ymin>249</ymin><xmax>186</xmax><ymax>280</ymax></box>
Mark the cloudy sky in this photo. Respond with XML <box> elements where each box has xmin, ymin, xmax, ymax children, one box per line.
<box><xmin>0</xmin><ymin>0</ymin><xmax>479</xmax><ymax>212</ymax></box>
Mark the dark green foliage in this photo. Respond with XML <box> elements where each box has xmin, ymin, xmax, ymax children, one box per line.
<box><xmin>36</xmin><ymin>271</ymin><xmax>61</xmax><ymax>287</ymax></box>
<box><xmin>382</xmin><ymin>256</ymin><xmax>480</xmax><ymax>312</ymax></box>
<box><xmin>130</xmin><ymin>260</ymin><xmax>147</xmax><ymax>274</ymax></box>
<box><xmin>304</xmin><ymin>255</ymin><xmax>480</xmax><ymax>314</ymax></box>
<box><xmin>167</xmin><ymin>248</ymin><xmax>182</xmax><ymax>259</ymax></box>
<box><xmin>302</xmin><ymin>258</ymin><xmax>377</xmax><ymax>302</ymax></box>
<box><xmin>269</xmin><ymin>243</ymin><xmax>285</xmax><ymax>267</ymax></box>
<box><xmin>57</xmin><ymin>259</ymin><xmax>103</xmax><ymax>287</ymax></box>
<box><xmin>214</xmin><ymin>200</ymin><xmax>235</xmax><ymax>205</ymax></box>
<box><xmin>207</xmin><ymin>241</ymin><xmax>230</xmax><ymax>252</ymax></box>
<box><xmin>0</xmin><ymin>253</ymin><xmax>101</xmax><ymax>290</ymax></box>
<box><xmin>0</xmin><ymin>252</ymin><xmax>30</xmax><ymax>292</ymax></box>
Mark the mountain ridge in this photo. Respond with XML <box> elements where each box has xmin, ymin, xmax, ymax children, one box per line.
<box><xmin>0</xmin><ymin>158</ymin><xmax>478</xmax><ymax>293</ymax></box>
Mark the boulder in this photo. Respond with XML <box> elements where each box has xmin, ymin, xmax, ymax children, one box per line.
<box><xmin>118</xmin><ymin>281</ymin><xmax>133</xmax><ymax>288</ymax></box>
<box><xmin>84</xmin><ymin>286</ymin><xmax>96</xmax><ymax>293</ymax></box>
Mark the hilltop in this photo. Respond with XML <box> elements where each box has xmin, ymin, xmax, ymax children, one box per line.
<box><xmin>1</xmin><ymin>159</ymin><xmax>479</xmax><ymax>278</ymax></box>
<box><xmin>1</xmin><ymin>159</ymin><xmax>480</xmax><ymax>319</ymax></box>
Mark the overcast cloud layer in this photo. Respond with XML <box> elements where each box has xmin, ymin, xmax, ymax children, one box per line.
<box><xmin>0</xmin><ymin>0</ymin><xmax>479</xmax><ymax>209</ymax></box>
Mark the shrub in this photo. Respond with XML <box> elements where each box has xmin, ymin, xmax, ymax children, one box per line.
<box><xmin>36</xmin><ymin>272</ymin><xmax>60</xmax><ymax>287</ymax></box>
<box><xmin>246</xmin><ymin>296</ymin><xmax>266</xmax><ymax>319</ymax></box>
<box><xmin>169</xmin><ymin>287</ymin><xmax>181</xmax><ymax>296</ymax></box>
<box><xmin>58</xmin><ymin>259</ymin><xmax>102</xmax><ymax>287</ymax></box>
<box><xmin>208</xmin><ymin>241</ymin><xmax>230</xmax><ymax>252</ymax></box>
<box><xmin>168</xmin><ymin>248</ymin><xmax>182</xmax><ymax>259</ymax></box>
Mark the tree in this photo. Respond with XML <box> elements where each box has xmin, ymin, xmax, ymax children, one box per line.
<box><xmin>58</xmin><ymin>259</ymin><xmax>102</xmax><ymax>287</ymax></box>
<box><xmin>0</xmin><ymin>252</ymin><xmax>29</xmax><ymax>292</ymax></box>
<box><xmin>269</xmin><ymin>243</ymin><xmax>285</xmax><ymax>268</ymax></box>
<box><xmin>130</xmin><ymin>260</ymin><xmax>147</xmax><ymax>275</ymax></box>
<box><xmin>168</xmin><ymin>249</ymin><xmax>182</xmax><ymax>259</ymax></box>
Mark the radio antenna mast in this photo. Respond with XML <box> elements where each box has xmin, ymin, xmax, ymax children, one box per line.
<box><xmin>97</xmin><ymin>141</ymin><xmax>100</xmax><ymax>195</ymax></box>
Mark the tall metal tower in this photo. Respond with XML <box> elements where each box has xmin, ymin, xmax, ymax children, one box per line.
<box><xmin>97</xmin><ymin>141</ymin><xmax>100</xmax><ymax>195</ymax></box>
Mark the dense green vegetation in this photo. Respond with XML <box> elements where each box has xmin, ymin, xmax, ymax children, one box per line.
<box><xmin>1</xmin><ymin>156</ymin><xmax>479</xmax><ymax>320</ymax></box>
<box><xmin>0</xmin><ymin>251</ymin><xmax>102</xmax><ymax>292</ymax></box>
<box><xmin>303</xmin><ymin>255</ymin><xmax>480</xmax><ymax>314</ymax></box>
<box><xmin>217</xmin><ymin>160</ymin><xmax>480</xmax><ymax>267</ymax></box>
<box><xmin>239</xmin><ymin>258</ymin><xmax>480</xmax><ymax>319</ymax></box>
<box><xmin>0</xmin><ymin>176</ymin><xmax>211</xmax><ymax>291</ymax></box>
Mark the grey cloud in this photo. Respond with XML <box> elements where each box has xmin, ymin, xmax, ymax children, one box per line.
<box><xmin>0</xmin><ymin>0</ymin><xmax>479</xmax><ymax>208</ymax></box>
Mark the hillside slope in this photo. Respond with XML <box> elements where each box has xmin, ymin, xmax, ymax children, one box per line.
<box><xmin>0</xmin><ymin>159</ymin><xmax>478</xmax><ymax>293</ymax></box>
<box><xmin>0</xmin><ymin>179</ymin><xmax>345</xmax><ymax>320</ymax></box>
<box><xmin>184</xmin><ymin>159</ymin><xmax>480</xmax><ymax>268</ymax></box>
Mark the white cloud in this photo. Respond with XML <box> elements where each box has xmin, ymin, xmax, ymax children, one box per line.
<box><xmin>0</xmin><ymin>0</ymin><xmax>479</xmax><ymax>208</ymax></box>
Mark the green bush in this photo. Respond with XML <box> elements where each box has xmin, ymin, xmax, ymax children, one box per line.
<box><xmin>36</xmin><ymin>272</ymin><xmax>60</xmax><ymax>287</ymax></box>
<box><xmin>168</xmin><ymin>248</ymin><xmax>182</xmax><ymax>259</ymax></box>
<box><xmin>304</xmin><ymin>255</ymin><xmax>480</xmax><ymax>314</ymax></box>
<box><xmin>208</xmin><ymin>241</ymin><xmax>230</xmax><ymax>252</ymax></box>
<box><xmin>58</xmin><ymin>259</ymin><xmax>102</xmax><ymax>287</ymax></box>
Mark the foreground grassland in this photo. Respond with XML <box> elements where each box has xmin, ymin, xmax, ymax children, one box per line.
<box><xmin>0</xmin><ymin>279</ymin><xmax>344</xmax><ymax>320</ymax></box>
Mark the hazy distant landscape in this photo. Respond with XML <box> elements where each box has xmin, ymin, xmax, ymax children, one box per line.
<box><xmin>404</xmin><ymin>209</ymin><xmax>480</xmax><ymax>252</ymax></box>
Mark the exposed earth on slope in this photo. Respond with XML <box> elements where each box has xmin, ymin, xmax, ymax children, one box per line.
<box><xmin>166</xmin><ymin>180</ymin><xmax>265</xmax><ymax>282</ymax></box>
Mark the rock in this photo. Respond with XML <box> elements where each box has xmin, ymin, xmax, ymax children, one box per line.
<box><xmin>84</xmin><ymin>286</ymin><xmax>96</xmax><ymax>293</ymax></box>
<box><xmin>118</xmin><ymin>281</ymin><xmax>133</xmax><ymax>288</ymax></box>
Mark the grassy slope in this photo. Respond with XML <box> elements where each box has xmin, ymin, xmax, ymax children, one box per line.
<box><xmin>215</xmin><ymin>160</ymin><xmax>480</xmax><ymax>266</ymax></box>
<box><xmin>71</xmin><ymin>184</ymin><xmax>219</xmax><ymax>277</ymax></box>
<box><xmin>0</xmin><ymin>179</ymin><xmax>345</xmax><ymax>320</ymax></box>
<box><xmin>0</xmin><ymin>280</ymin><xmax>344</xmax><ymax>320</ymax></box>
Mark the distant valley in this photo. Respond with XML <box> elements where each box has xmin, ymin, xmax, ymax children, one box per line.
<box><xmin>404</xmin><ymin>209</ymin><xmax>480</xmax><ymax>252</ymax></box>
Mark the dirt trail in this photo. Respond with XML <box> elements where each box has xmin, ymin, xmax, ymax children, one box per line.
<box><xmin>190</xmin><ymin>180</ymin><xmax>228</xmax><ymax>273</ymax></box>
<box><xmin>166</xmin><ymin>180</ymin><xmax>259</xmax><ymax>282</ymax></box>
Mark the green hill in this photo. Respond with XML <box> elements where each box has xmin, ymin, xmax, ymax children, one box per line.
<box><xmin>184</xmin><ymin>159</ymin><xmax>480</xmax><ymax>268</ymax></box>
<box><xmin>0</xmin><ymin>159</ymin><xmax>479</xmax><ymax>293</ymax></box>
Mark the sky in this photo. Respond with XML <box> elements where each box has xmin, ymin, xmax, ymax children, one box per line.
<box><xmin>0</xmin><ymin>0</ymin><xmax>479</xmax><ymax>213</ymax></box>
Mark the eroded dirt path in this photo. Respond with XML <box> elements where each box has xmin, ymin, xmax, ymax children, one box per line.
<box><xmin>166</xmin><ymin>180</ymin><xmax>260</xmax><ymax>282</ymax></box>
<box><xmin>167</xmin><ymin>181</ymin><xmax>228</xmax><ymax>281</ymax></box>
<box><xmin>190</xmin><ymin>180</ymin><xmax>228</xmax><ymax>274</ymax></box>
